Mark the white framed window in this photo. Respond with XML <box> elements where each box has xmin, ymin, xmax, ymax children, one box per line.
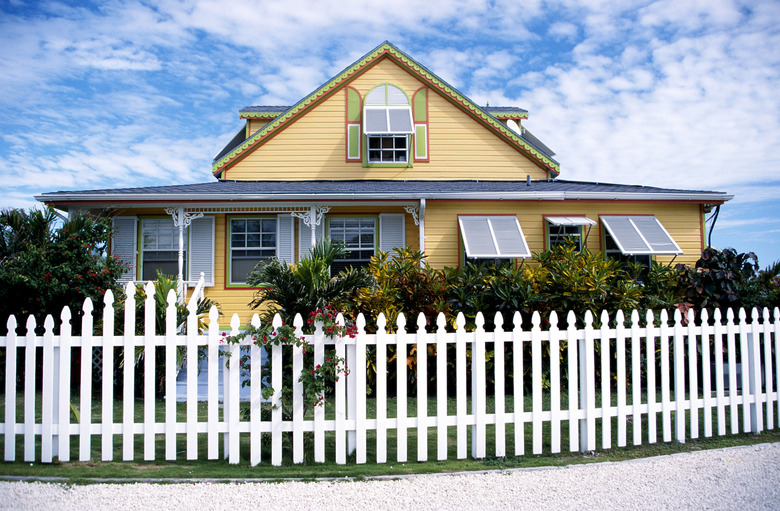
<box><xmin>229</xmin><ymin>217</ymin><xmax>277</xmax><ymax>284</ymax></box>
<box><xmin>328</xmin><ymin>217</ymin><xmax>376</xmax><ymax>273</ymax></box>
<box><xmin>546</xmin><ymin>216</ymin><xmax>596</xmax><ymax>251</ymax></box>
<box><xmin>363</xmin><ymin>84</ymin><xmax>414</xmax><ymax>166</ymax></box>
<box><xmin>141</xmin><ymin>218</ymin><xmax>185</xmax><ymax>281</ymax></box>
<box><xmin>367</xmin><ymin>135</ymin><xmax>408</xmax><ymax>163</ymax></box>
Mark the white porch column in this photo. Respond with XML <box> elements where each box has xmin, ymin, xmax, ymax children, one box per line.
<box><xmin>292</xmin><ymin>205</ymin><xmax>330</xmax><ymax>255</ymax></box>
<box><xmin>165</xmin><ymin>207</ymin><xmax>203</xmax><ymax>303</ymax></box>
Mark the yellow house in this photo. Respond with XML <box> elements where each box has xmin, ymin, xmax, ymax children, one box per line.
<box><xmin>37</xmin><ymin>42</ymin><xmax>732</xmax><ymax>325</ymax></box>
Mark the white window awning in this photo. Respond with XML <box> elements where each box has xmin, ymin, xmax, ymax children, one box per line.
<box><xmin>363</xmin><ymin>106</ymin><xmax>414</xmax><ymax>134</ymax></box>
<box><xmin>546</xmin><ymin>216</ymin><xmax>597</xmax><ymax>226</ymax></box>
<box><xmin>601</xmin><ymin>216</ymin><xmax>682</xmax><ymax>255</ymax></box>
<box><xmin>459</xmin><ymin>216</ymin><xmax>531</xmax><ymax>258</ymax></box>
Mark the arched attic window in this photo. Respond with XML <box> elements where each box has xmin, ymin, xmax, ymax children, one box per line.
<box><xmin>363</xmin><ymin>84</ymin><xmax>414</xmax><ymax>164</ymax></box>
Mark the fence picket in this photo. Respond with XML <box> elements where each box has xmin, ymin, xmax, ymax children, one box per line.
<box><xmin>673</xmin><ymin>309</ymin><xmax>686</xmax><ymax>443</ymax></box>
<box><xmin>355</xmin><ymin>314</ymin><xmax>367</xmax><ymax>464</ymax></box>
<box><xmin>567</xmin><ymin>311</ymin><xmax>579</xmax><ymax>452</ymax></box>
<box><xmin>101</xmin><ymin>291</ymin><xmax>115</xmax><ymax>461</ymax></box>
<box><xmin>615</xmin><ymin>310</ymin><xmax>627</xmax><ymax>448</ymax></box>
<box><xmin>291</xmin><ymin>314</ymin><xmax>304</xmax><ymax>465</ymax></box>
<box><xmin>206</xmin><ymin>306</ymin><xmax>219</xmax><ymax>460</ymax></box>
<box><xmin>775</xmin><ymin>308</ymin><xmax>780</xmax><ymax>429</ymax></box>
<box><xmin>416</xmin><ymin>313</ymin><xmax>429</xmax><ymax>462</ymax></box>
<box><xmin>726</xmin><ymin>309</ymin><xmax>739</xmax><ymax>434</ymax></box>
<box><xmin>493</xmin><ymin>312</ymin><xmax>506</xmax><ymax>458</ymax></box>
<box><xmin>472</xmin><ymin>313</ymin><xmax>487</xmax><ymax>459</ymax></box>
<box><xmin>396</xmin><ymin>314</ymin><xmax>408</xmax><ymax>463</ymax></box>
<box><xmin>435</xmin><ymin>313</ymin><xmax>448</xmax><ymax>461</ymax></box>
<box><xmin>748</xmin><ymin>309</ymin><xmax>763</xmax><ymax>433</ymax></box>
<box><xmin>600</xmin><ymin>310</ymin><xmax>611</xmax><ymax>450</ymax></box>
<box><xmin>455</xmin><ymin>313</ymin><xmax>467</xmax><ymax>459</ymax></box>
<box><xmin>271</xmin><ymin>314</ymin><xmax>284</xmax><ymax>466</ymax></box>
<box><xmin>122</xmin><ymin>281</ymin><xmax>135</xmax><ymax>461</ymax></box>
<box><xmin>549</xmin><ymin>311</ymin><xmax>561</xmax><ymax>454</ymax></box>
<box><xmin>645</xmin><ymin>310</ymin><xmax>657</xmax><ymax>444</ymax></box>
<box><xmin>335</xmin><ymin>314</ymin><xmax>347</xmax><ymax>465</ymax></box>
<box><xmin>687</xmin><ymin>309</ymin><xmax>699</xmax><ymax>440</ymax></box>
<box><xmin>531</xmin><ymin>312</ymin><xmax>542</xmax><ymax>455</ymax></box>
<box><xmin>4</xmin><ymin>316</ymin><xmax>17</xmax><ymax>461</ymax></box>
<box><xmin>165</xmin><ymin>290</ymin><xmax>177</xmax><ymax>461</ymax></box>
<box><xmin>738</xmin><ymin>309</ymin><xmax>752</xmax><ymax>433</ymax></box>
<box><xmin>57</xmin><ymin>308</ymin><xmax>71</xmax><ymax>462</ymax></box>
<box><xmin>376</xmin><ymin>314</ymin><xmax>388</xmax><ymax>464</ymax></box>
<box><xmin>581</xmin><ymin>311</ymin><xmax>596</xmax><ymax>452</ymax></box>
<box><xmin>185</xmin><ymin>297</ymin><xmax>199</xmax><ymax>460</ymax></box>
<box><xmin>41</xmin><ymin>315</ymin><xmax>55</xmax><ymax>463</ymax></box>
<box><xmin>24</xmin><ymin>315</ymin><xmax>36</xmax><ymax>462</ymax></box>
<box><xmin>513</xmin><ymin>312</ymin><xmax>525</xmax><ymax>456</ymax></box>
<box><xmin>630</xmin><ymin>310</ymin><xmax>642</xmax><ymax>446</ymax></box>
<box><xmin>80</xmin><ymin>299</ymin><xmax>94</xmax><ymax>461</ymax></box>
<box><xmin>764</xmin><ymin>309</ymin><xmax>774</xmax><ymax>430</ymax></box>
<box><xmin>660</xmin><ymin>310</ymin><xmax>672</xmax><ymax>443</ymax></box>
<box><xmin>312</xmin><ymin>319</ymin><xmax>325</xmax><ymax>464</ymax></box>
<box><xmin>143</xmin><ymin>281</ymin><xmax>156</xmax><ymax>461</ymax></box>
<box><xmin>701</xmin><ymin>309</ymin><xmax>713</xmax><ymax>438</ymax></box>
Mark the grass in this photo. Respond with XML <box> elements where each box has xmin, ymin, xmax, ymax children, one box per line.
<box><xmin>1</xmin><ymin>388</ymin><xmax>779</xmax><ymax>482</ymax></box>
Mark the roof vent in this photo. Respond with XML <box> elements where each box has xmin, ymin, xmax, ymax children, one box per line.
<box><xmin>526</xmin><ymin>175</ymin><xmax>531</xmax><ymax>186</ymax></box>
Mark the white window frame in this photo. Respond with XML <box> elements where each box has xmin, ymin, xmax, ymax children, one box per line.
<box><xmin>140</xmin><ymin>218</ymin><xmax>186</xmax><ymax>281</ymax></box>
<box><xmin>367</xmin><ymin>134</ymin><xmax>409</xmax><ymax>163</ymax></box>
<box><xmin>546</xmin><ymin>216</ymin><xmax>596</xmax><ymax>251</ymax></box>
<box><xmin>228</xmin><ymin>217</ymin><xmax>278</xmax><ymax>285</ymax></box>
<box><xmin>328</xmin><ymin>216</ymin><xmax>377</xmax><ymax>273</ymax></box>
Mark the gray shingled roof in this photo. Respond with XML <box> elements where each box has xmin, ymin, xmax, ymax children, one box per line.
<box><xmin>36</xmin><ymin>179</ymin><xmax>732</xmax><ymax>204</ymax></box>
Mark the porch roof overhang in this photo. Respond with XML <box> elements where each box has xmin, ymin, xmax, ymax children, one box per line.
<box><xmin>36</xmin><ymin>179</ymin><xmax>733</xmax><ymax>210</ymax></box>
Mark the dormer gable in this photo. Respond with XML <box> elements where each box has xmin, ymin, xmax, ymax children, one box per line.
<box><xmin>213</xmin><ymin>42</ymin><xmax>560</xmax><ymax>179</ymax></box>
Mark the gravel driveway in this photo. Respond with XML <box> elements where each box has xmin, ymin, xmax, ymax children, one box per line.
<box><xmin>1</xmin><ymin>443</ymin><xmax>778</xmax><ymax>510</ymax></box>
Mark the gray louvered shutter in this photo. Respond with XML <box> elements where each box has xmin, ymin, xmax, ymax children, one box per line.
<box><xmin>111</xmin><ymin>217</ymin><xmax>137</xmax><ymax>283</ymax></box>
<box><xmin>379</xmin><ymin>213</ymin><xmax>405</xmax><ymax>257</ymax></box>
<box><xmin>188</xmin><ymin>216</ymin><xmax>214</xmax><ymax>286</ymax></box>
<box><xmin>277</xmin><ymin>214</ymin><xmax>295</xmax><ymax>264</ymax></box>
<box><xmin>298</xmin><ymin>217</ymin><xmax>324</xmax><ymax>261</ymax></box>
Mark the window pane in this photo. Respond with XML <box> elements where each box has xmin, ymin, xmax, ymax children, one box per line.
<box><xmin>246</xmin><ymin>219</ymin><xmax>261</xmax><ymax>233</ymax></box>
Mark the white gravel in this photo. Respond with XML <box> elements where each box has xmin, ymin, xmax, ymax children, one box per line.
<box><xmin>1</xmin><ymin>443</ymin><xmax>779</xmax><ymax>510</ymax></box>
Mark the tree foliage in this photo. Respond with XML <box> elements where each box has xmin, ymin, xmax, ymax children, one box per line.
<box><xmin>0</xmin><ymin>207</ymin><xmax>126</xmax><ymax>333</ymax></box>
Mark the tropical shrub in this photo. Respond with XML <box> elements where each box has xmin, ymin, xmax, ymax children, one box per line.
<box><xmin>0</xmin><ymin>207</ymin><xmax>126</xmax><ymax>334</ymax></box>
<box><xmin>246</xmin><ymin>240</ymin><xmax>374</xmax><ymax>324</ymax></box>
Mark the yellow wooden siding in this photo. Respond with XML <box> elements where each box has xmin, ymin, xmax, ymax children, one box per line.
<box><xmin>223</xmin><ymin>59</ymin><xmax>549</xmax><ymax>182</ymax></box>
<box><xmin>423</xmin><ymin>201</ymin><xmax>704</xmax><ymax>269</ymax></box>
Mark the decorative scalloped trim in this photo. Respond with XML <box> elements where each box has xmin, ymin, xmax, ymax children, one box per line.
<box><xmin>213</xmin><ymin>43</ymin><xmax>559</xmax><ymax>176</ymax></box>
<box><xmin>239</xmin><ymin>111</ymin><xmax>285</xmax><ymax>119</ymax></box>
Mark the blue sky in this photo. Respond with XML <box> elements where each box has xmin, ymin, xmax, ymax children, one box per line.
<box><xmin>1</xmin><ymin>0</ymin><xmax>778</xmax><ymax>266</ymax></box>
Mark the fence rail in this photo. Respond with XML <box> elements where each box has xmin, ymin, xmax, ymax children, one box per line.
<box><xmin>1</xmin><ymin>281</ymin><xmax>779</xmax><ymax>466</ymax></box>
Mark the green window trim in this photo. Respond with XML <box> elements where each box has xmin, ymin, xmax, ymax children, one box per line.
<box><xmin>227</xmin><ymin>216</ymin><xmax>278</xmax><ymax>287</ymax></box>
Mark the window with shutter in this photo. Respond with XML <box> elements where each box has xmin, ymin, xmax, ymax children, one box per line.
<box><xmin>188</xmin><ymin>216</ymin><xmax>214</xmax><ymax>286</ymax></box>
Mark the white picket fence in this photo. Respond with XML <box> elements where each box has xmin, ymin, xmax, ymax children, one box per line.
<box><xmin>1</xmin><ymin>280</ymin><xmax>779</xmax><ymax>466</ymax></box>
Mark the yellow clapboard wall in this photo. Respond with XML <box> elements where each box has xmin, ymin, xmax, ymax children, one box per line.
<box><xmin>423</xmin><ymin>200</ymin><xmax>704</xmax><ymax>269</ymax></box>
